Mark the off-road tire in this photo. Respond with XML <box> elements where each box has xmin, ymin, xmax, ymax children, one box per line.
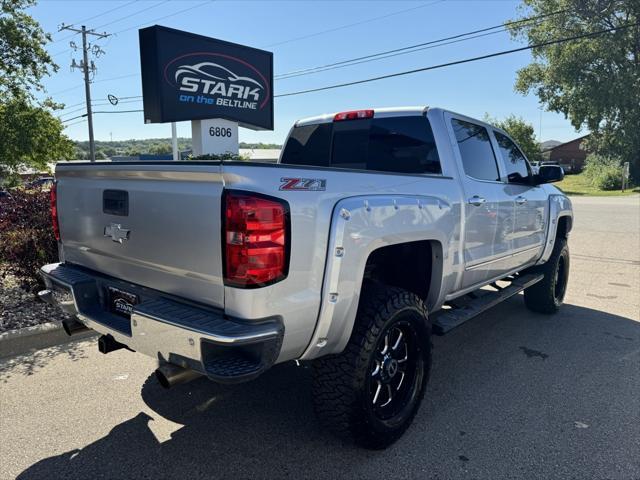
<box><xmin>312</xmin><ymin>285</ymin><xmax>432</xmax><ymax>449</ymax></box>
<box><xmin>524</xmin><ymin>238</ymin><xmax>570</xmax><ymax>314</ymax></box>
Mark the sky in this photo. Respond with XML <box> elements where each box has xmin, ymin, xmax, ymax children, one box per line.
<box><xmin>30</xmin><ymin>0</ymin><xmax>586</xmax><ymax>145</ymax></box>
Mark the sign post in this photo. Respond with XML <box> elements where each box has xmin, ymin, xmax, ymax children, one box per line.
<box><xmin>139</xmin><ymin>25</ymin><xmax>273</xmax><ymax>157</ymax></box>
<box><xmin>171</xmin><ymin>122</ymin><xmax>179</xmax><ymax>160</ymax></box>
<box><xmin>622</xmin><ymin>161</ymin><xmax>630</xmax><ymax>192</ymax></box>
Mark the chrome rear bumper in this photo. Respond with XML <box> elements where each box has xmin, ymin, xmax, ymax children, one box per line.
<box><xmin>39</xmin><ymin>263</ymin><xmax>283</xmax><ymax>383</ymax></box>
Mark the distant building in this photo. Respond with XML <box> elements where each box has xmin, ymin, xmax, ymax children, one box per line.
<box><xmin>542</xmin><ymin>135</ymin><xmax>589</xmax><ymax>173</ymax></box>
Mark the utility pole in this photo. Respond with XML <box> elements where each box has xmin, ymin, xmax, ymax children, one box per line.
<box><xmin>538</xmin><ymin>107</ymin><xmax>543</xmax><ymax>140</ymax></box>
<box><xmin>59</xmin><ymin>24</ymin><xmax>110</xmax><ymax>162</ymax></box>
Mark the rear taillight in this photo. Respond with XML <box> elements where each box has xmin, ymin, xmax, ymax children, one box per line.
<box><xmin>333</xmin><ymin>109</ymin><xmax>374</xmax><ymax>122</ymax></box>
<box><xmin>223</xmin><ymin>191</ymin><xmax>289</xmax><ymax>288</ymax></box>
<box><xmin>50</xmin><ymin>182</ymin><xmax>60</xmax><ymax>241</ymax></box>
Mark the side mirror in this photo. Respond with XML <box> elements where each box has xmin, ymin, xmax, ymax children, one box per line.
<box><xmin>536</xmin><ymin>165</ymin><xmax>564</xmax><ymax>184</ymax></box>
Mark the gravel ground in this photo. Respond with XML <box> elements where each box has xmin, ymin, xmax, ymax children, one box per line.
<box><xmin>0</xmin><ymin>270</ymin><xmax>70</xmax><ymax>332</ymax></box>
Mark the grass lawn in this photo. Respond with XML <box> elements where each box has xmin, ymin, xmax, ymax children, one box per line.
<box><xmin>555</xmin><ymin>173</ymin><xmax>639</xmax><ymax>196</ymax></box>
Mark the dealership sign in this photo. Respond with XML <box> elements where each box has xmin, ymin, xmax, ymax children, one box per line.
<box><xmin>139</xmin><ymin>25</ymin><xmax>273</xmax><ymax>130</ymax></box>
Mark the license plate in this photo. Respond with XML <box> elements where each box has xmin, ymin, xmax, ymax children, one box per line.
<box><xmin>107</xmin><ymin>286</ymin><xmax>138</xmax><ymax>318</ymax></box>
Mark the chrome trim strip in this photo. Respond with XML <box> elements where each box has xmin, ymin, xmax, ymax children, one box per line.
<box><xmin>134</xmin><ymin>309</ymin><xmax>279</xmax><ymax>345</ymax></box>
<box><xmin>465</xmin><ymin>245</ymin><xmax>542</xmax><ymax>271</ymax></box>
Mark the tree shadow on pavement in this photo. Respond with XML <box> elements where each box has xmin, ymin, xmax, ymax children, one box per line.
<box><xmin>16</xmin><ymin>301</ymin><xmax>640</xmax><ymax>480</ymax></box>
<box><xmin>0</xmin><ymin>340</ymin><xmax>89</xmax><ymax>384</ymax></box>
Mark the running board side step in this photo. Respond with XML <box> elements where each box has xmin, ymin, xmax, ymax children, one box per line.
<box><xmin>432</xmin><ymin>273</ymin><xmax>544</xmax><ymax>335</ymax></box>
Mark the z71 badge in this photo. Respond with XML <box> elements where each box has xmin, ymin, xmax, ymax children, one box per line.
<box><xmin>279</xmin><ymin>177</ymin><xmax>327</xmax><ymax>191</ymax></box>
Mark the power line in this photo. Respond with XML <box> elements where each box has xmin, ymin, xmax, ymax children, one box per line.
<box><xmin>274</xmin><ymin>23</ymin><xmax>638</xmax><ymax>98</ymax></box>
<box><xmin>49</xmin><ymin>83</ymin><xmax>84</xmax><ymax>95</ymax></box>
<box><xmin>114</xmin><ymin>95</ymin><xmax>142</xmax><ymax>101</ymax></box>
<box><xmin>93</xmin><ymin>109</ymin><xmax>144</xmax><ymax>114</ymax></box>
<box><xmin>61</xmin><ymin>113</ymin><xmax>87</xmax><ymax>123</ymax></box>
<box><xmin>275</xmin><ymin>9</ymin><xmax>564</xmax><ymax>80</ymax></box>
<box><xmin>94</xmin><ymin>0</ymin><xmax>171</xmax><ymax>31</ymax></box>
<box><xmin>58</xmin><ymin>106</ymin><xmax>88</xmax><ymax>118</ymax></box>
<box><xmin>112</xmin><ymin>0</ymin><xmax>215</xmax><ymax>35</ymax></box>
<box><xmin>58</xmin><ymin>98</ymin><xmax>143</xmax><ymax>120</ymax></box>
<box><xmin>61</xmin><ymin>107</ymin><xmax>145</xmax><ymax>123</ymax></box>
<box><xmin>277</xmin><ymin>29</ymin><xmax>505</xmax><ymax>80</ymax></box>
<box><xmin>58</xmin><ymin>100</ymin><xmax>88</xmax><ymax>111</ymax></box>
<box><xmin>92</xmin><ymin>73</ymin><xmax>139</xmax><ymax>84</ymax></box>
<box><xmin>47</xmin><ymin>9</ymin><xmax>558</xmax><ymax>99</ymax></box>
<box><xmin>63</xmin><ymin>22</ymin><xmax>628</xmax><ymax>112</ymax></box>
<box><xmin>264</xmin><ymin>0</ymin><xmax>445</xmax><ymax>48</ymax></box>
<box><xmin>51</xmin><ymin>0</ymin><xmax>138</xmax><ymax>44</ymax></box>
<box><xmin>50</xmin><ymin>0</ymin><xmax>174</xmax><ymax>58</ymax></box>
<box><xmin>52</xmin><ymin>12</ymin><xmax>630</xmax><ymax>109</ymax></box>
<box><xmin>63</xmin><ymin>119</ymin><xmax>88</xmax><ymax>128</ymax></box>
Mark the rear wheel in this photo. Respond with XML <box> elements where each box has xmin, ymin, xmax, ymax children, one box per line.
<box><xmin>524</xmin><ymin>238</ymin><xmax>570</xmax><ymax>314</ymax></box>
<box><xmin>312</xmin><ymin>285</ymin><xmax>432</xmax><ymax>449</ymax></box>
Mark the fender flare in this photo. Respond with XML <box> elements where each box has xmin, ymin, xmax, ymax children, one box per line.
<box><xmin>537</xmin><ymin>194</ymin><xmax>573</xmax><ymax>265</ymax></box>
<box><xmin>299</xmin><ymin>194</ymin><xmax>452</xmax><ymax>360</ymax></box>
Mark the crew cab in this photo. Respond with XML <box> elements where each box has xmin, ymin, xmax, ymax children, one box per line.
<box><xmin>40</xmin><ymin>107</ymin><xmax>572</xmax><ymax>449</ymax></box>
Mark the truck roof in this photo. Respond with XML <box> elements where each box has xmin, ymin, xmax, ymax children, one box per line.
<box><xmin>295</xmin><ymin>106</ymin><xmax>429</xmax><ymax>127</ymax></box>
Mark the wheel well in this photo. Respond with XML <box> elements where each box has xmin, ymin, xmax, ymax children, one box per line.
<box><xmin>556</xmin><ymin>216</ymin><xmax>572</xmax><ymax>240</ymax></box>
<box><xmin>363</xmin><ymin>240</ymin><xmax>438</xmax><ymax>302</ymax></box>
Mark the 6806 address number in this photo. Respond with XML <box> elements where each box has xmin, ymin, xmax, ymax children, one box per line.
<box><xmin>209</xmin><ymin>127</ymin><xmax>233</xmax><ymax>137</ymax></box>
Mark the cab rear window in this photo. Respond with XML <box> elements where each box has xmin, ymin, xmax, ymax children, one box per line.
<box><xmin>281</xmin><ymin>116</ymin><xmax>441</xmax><ymax>175</ymax></box>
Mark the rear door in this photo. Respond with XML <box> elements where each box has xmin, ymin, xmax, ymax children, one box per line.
<box><xmin>55</xmin><ymin>163</ymin><xmax>226</xmax><ymax>308</ymax></box>
<box><xmin>493</xmin><ymin>130</ymin><xmax>547</xmax><ymax>266</ymax></box>
<box><xmin>446</xmin><ymin>114</ymin><xmax>514</xmax><ymax>288</ymax></box>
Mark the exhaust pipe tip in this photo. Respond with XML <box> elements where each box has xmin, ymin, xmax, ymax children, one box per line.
<box><xmin>62</xmin><ymin>319</ymin><xmax>90</xmax><ymax>337</ymax></box>
<box><xmin>155</xmin><ymin>369</ymin><xmax>172</xmax><ymax>389</ymax></box>
<box><xmin>155</xmin><ymin>363</ymin><xmax>201</xmax><ymax>389</ymax></box>
<box><xmin>38</xmin><ymin>289</ymin><xmax>55</xmax><ymax>305</ymax></box>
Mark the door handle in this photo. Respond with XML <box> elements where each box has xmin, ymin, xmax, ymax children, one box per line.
<box><xmin>516</xmin><ymin>196</ymin><xmax>527</xmax><ymax>205</ymax></box>
<box><xmin>468</xmin><ymin>195</ymin><xmax>486</xmax><ymax>207</ymax></box>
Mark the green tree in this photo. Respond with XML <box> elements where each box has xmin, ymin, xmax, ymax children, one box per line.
<box><xmin>508</xmin><ymin>0</ymin><xmax>640</xmax><ymax>173</ymax></box>
<box><xmin>0</xmin><ymin>0</ymin><xmax>57</xmax><ymax>99</ymax></box>
<box><xmin>149</xmin><ymin>143</ymin><xmax>172</xmax><ymax>155</ymax></box>
<box><xmin>0</xmin><ymin>96</ymin><xmax>75</xmax><ymax>178</ymax></box>
<box><xmin>126</xmin><ymin>147</ymin><xmax>142</xmax><ymax>156</ymax></box>
<box><xmin>0</xmin><ymin>1</ymin><xmax>73</xmax><ymax>180</ymax></box>
<box><xmin>484</xmin><ymin>114</ymin><xmax>543</xmax><ymax>162</ymax></box>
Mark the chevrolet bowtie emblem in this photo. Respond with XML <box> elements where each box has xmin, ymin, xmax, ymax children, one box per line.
<box><xmin>104</xmin><ymin>223</ymin><xmax>130</xmax><ymax>243</ymax></box>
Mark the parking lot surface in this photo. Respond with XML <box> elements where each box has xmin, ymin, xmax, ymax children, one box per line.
<box><xmin>1</xmin><ymin>195</ymin><xmax>639</xmax><ymax>479</ymax></box>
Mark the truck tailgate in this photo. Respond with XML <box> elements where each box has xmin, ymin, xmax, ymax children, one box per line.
<box><xmin>55</xmin><ymin>163</ymin><xmax>225</xmax><ymax>308</ymax></box>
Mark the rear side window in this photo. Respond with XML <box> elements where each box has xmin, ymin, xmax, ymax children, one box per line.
<box><xmin>280</xmin><ymin>123</ymin><xmax>331</xmax><ymax>167</ymax></box>
<box><xmin>494</xmin><ymin>131</ymin><xmax>531</xmax><ymax>184</ymax></box>
<box><xmin>451</xmin><ymin>119</ymin><xmax>500</xmax><ymax>182</ymax></box>
<box><xmin>281</xmin><ymin>116</ymin><xmax>441</xmax><ymax>175</ymax></box>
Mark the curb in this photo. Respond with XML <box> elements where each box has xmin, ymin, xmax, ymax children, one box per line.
<box><xmin>0</xmin><ymin>321</ymin><xmax>97</xmax><ymax>359</ymax></box>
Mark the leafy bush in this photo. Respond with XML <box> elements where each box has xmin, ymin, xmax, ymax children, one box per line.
<box><xmin>189</xmin><ymin>152</ymin><xmax>248</xmax><ymax>161</ymax></box>
<box><xmin>0</xmin><ymin>188</ymin><xmax>58</xmax><ymax>291</ymax></box>
<box><xmin>583</xmin><ymin>154</ymin><xmax>624</xmax><ymax>191</ymax></box>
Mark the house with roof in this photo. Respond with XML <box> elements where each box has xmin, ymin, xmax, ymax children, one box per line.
<box><xmin>542</xmin><ymin>135</ymin><xmax>590</xmax><ymax>173</ymax></box>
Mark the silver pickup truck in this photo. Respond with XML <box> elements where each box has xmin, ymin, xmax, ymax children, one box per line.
<box><xmin>40</xmin><ymin>107</ymin><xmax>572</xmax><ymax>449</ymax></box>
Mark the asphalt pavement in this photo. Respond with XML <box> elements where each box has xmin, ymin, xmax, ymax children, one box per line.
<box><xmin>1</xmin><ymin>195</ymin><xmax>639</xmax><ymax>480</ymax></box>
